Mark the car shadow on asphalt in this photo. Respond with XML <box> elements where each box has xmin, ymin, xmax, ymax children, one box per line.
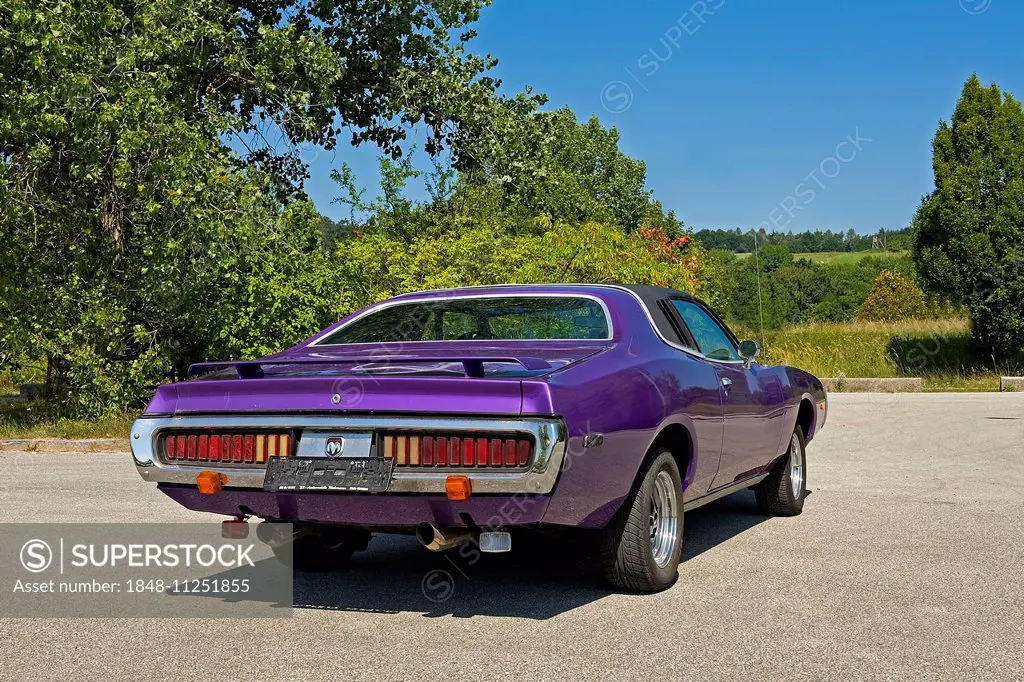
<box><xmin>284</xmin><ymin>489</ymin><xmax>776</xmax><ymax>619</ymax></box>
<box><xmin>681</xmin><ymin>489</ymin><xmax>773</xmax><ymax>562</ymax></box>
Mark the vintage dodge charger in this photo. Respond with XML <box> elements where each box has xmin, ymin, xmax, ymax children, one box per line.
<box><xmin>131</xmin><ymin>284</ymin><xmax>827</xmax><ymax>592</ymax></box>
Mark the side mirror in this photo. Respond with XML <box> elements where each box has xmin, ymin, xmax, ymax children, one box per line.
<box><xmin>738</xmin><ymin>339</ymin><xmax>759</xmax><ymax>367</ymax></box>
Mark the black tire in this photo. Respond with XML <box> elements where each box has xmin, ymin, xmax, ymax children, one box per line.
<box><xmin>272</xmin><ymin>526</ymin><xmax>369</xmax><ymax>572</ymax></box>
<box><xmin>754</xmin><ymin>424</ymin><xmax>807</xmax><ymax>516</ymax></box>
<box><xmin>600</xmin><ymin>448</ymin><xmax>684</xmax><ymax>592</ymax></box>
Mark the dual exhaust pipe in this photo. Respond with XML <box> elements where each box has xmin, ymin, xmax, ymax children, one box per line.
<box><xmin>255</xmin><ymin>521</ymin><xmax>314</xmax><ymax>548</ymax></box>
<box><xmin>416</xmin><ymin>523</ymin><xmax>474</xmax><ymax>552</ymax></box>
<box><xmin>416</xmin><ymin>523</ymin><xmax>511</xmax><ymax>553</ymax></box>
<box><xmin>254</xmin><ymin>521</ymin><xmax>509</xmax><ymax>553</ymax></box>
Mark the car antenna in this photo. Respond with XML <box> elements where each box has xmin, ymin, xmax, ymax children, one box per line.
<box><xmin>752</xmin><ymin>230</ymin><xmax>767</xmax><ymax>354</ymax></box>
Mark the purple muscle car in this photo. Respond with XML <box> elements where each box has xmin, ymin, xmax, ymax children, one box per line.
<box><xmin>131</xmin><ymin>284</ymin><xmax>827</xmax><ymax>592</ymax></box>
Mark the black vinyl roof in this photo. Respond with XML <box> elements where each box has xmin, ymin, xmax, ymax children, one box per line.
<box><xmin>615</xmin><ymin>285</ymin><xmax>700</xmax><ymax>346</ymax></box>
<box><xmin>617</xmin><ymin>284</ymin><xmax>696</xmax><ymax>305</ymax></box>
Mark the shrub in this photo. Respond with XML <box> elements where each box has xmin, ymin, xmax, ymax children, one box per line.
<box><xmin>333</xmin><ymin>219</ymin><xmax>717</xmax><ymax>314</ymax></box>
<box><xmin>856</xmin><ymin>271</ymin><xmax>928</xmax><ymax>322</ymax></box>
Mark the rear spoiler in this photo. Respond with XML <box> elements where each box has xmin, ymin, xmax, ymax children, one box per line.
<box><xmin>187</xmin><ymin>356</ymin><xmax>553</xmax><ymax>380</ymax></box>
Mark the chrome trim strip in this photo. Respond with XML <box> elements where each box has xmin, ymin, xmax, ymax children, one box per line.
<box><xmin>297</xmin><ymin>432</ymin><xmax>373</xmax><ymax>459</ymax></box>
<box><xmin>307</xmin><ymin>293</ymin><xmax>615</xmax><ymax>346</ymax></box>
<box><xmin>683</xmin><ymin>473</ymin><xmax>769</xmax><ymax>512</ymax></box>
<box><xmin>130</xmin><ymin>415</ymin><xmax>566</xmax><ymax>495</ymax></box>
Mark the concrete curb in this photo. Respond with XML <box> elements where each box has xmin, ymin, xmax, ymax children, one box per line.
<box><xmin>0</xmin><ymin>438</ymin><xmax>128</xmax><ymax>454</ymax></box>
<box><xmin>822</xmin><ymin>377</ymin><xmax>924</xmax><ymax>392</ymax></box>
<box><xmin>999</xmin><ymin>377</ymin><xmax>1023</xmax><ymax>391</ymax></box>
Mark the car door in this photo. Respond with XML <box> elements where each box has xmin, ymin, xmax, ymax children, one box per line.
<box><xmin>645</xmin><ymin>298</ymin><xmax>724</xmax><ymax>502</ymax></box>
<box><xmin>668</xmin><ymin>299</ymin><xmax>778</xmax><ymax>489</ymax></box>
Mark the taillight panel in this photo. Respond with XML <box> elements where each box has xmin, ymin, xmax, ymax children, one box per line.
<box><xmin>133</xmin><ymin>417</ymin><xmax>564</xmax><ymax>495</ymax></box>
<box><xmin>159</xmin><ymin>429</ymin><xmax>534</xmax><ymax>470</ymax></box>
<box><xmin>379</xmin><ymin>433</ymin><xmax>533</xmax><ymax>469</ymax></box>
<box><xmin>161</xmin><ymin>432</ymin><xmax>292</xmax><ymax>466</ymax></box>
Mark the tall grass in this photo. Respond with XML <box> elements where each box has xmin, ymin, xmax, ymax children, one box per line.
<box><xmin>745</xmin><ymin>318</ymin><xmax>1016</xmax><ymax>389</ymax></box>
<box><xmin>0</xmin><ymin>402</ymin><xmax>137</xmax><ymax>440</ymax></box>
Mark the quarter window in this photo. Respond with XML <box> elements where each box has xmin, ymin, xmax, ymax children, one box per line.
<box><xmin>671</xmin><ymin>301</ymin><xmax>741</xmax><ymax>362</ymax></box>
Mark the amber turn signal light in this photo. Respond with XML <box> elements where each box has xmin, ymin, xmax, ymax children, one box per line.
<box><xmin>196</xmin><ymin>470</ymin><xmax>226</xmax><ymax>495</ymax></box>
<box><xmin>445</xmin><ymin>475</ymin><xmax>472</xmax><ymax>501</ymax></box>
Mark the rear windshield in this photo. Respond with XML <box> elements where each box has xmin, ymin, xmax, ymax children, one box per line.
<box><xmin>317</xmin><ymin>297</ymin><xmax>610</xmax><ymax>344</ymax></box>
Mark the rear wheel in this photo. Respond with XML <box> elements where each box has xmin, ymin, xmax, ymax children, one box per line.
<box><xmin>600</xmin><ymin>449</ymin><xmax>684</xmax><ymax>592</ymax></box>
<box><xmin>754</xmin><ymin>424</ymin><xmax>807</xmax><ymax>516</ymax></box>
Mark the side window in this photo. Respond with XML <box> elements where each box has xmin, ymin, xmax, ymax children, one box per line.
<box><xmin>671</xmin><ymin>301</ymin><xmax>741</xmax><ymax>362</ymax></box>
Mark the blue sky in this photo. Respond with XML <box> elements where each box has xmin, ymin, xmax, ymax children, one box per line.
<box><xmin>305</xmin><ymin>0</ymin><xmax>1023</xmax><ymax>234</ymax></box>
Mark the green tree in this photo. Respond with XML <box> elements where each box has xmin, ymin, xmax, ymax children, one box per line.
<box><xmin>912</xmin><ymin>75</ymin><xmax>1024</xmax><ymax>359</ymax></box>
<box><xmin>757</xmin><ymin>244</ymin><xmax>794</xmax><ymax>273</ymax></box>
<box><xmin>0</xmin><ymin>0</ymin><xmax>519</xmax><ymax>412</ymax></box>
<box><xmin>327</xmin><ymin>147</ymin><xmax>720</xmax><ymax>312</ymax></box>
<box><xmin>461</xmin><ymin>108</ymin><xmax>653</xmax><ymax>230</ymax></box>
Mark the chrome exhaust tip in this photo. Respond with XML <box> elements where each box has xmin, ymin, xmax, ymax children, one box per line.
<box><xmin>416</xmin><ymin>523</ymin><xmax>474</xmax><ymax>552</ymax></box>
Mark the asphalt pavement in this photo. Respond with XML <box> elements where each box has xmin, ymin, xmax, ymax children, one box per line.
<box><xmin>0</xmin><ymin>393</ymin><xmax>1021</xmax><ymax>681</ymax></box>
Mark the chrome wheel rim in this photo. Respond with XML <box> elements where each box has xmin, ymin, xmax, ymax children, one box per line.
<box><xmin>649</xmin><ymin>470</ymin><xmax>680</xmax><ymax>568</ymax></box>
<box><xmin>789</xmin><ymin>433</ymin><xmax>804</xmax><ymax>499</ymax></box>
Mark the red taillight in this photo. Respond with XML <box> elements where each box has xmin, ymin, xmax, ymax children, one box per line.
<box><xmin>422</xmin><ymin>436</ymin><xmax>435</xmax><ymax>466</ymax></box>
<box><xmin>450</xmin><ymin>437</ymin><xmax>461</xmax><ymax>466</ymax></box>
<box><xmin>161</xmin><ymin>432</ymin><xmax>291</xmax><ymax>466</ymax></box>
<box><xmin>381</xmin><ymin>434</ymin><xmax>534</xmax><ymax>469</ymax></box>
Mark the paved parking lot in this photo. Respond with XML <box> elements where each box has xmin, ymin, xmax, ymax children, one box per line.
<box><xmin>0</xmin><ymin>393</ymin><xmax>1022</xmax><ymax>681</ymax></box>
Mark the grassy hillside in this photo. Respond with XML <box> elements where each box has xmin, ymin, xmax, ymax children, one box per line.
<box><xmin>735</xmin><ymin>250</ymin><xmax>908</xmax><ymax>265</ymax></box>
<box><xmin>793</xmin><ymin>250</ymin><xmax>908</xmax><ymax>265</ymax></box>
<box><xmin>752</xmin><ymin>318</ymin><xmax>1014</xmax><ymax>391</ymax></box>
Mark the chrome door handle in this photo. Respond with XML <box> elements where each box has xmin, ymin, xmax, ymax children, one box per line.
<box><xmin>721</xmin><ymin>377</ymin><xmax>733</xmax><ymax>389</ymax></box>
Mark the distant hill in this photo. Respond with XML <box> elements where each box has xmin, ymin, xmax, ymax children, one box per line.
<box><xmin>695</xmin><ymin>227</ymin><xmax>911</xmax><ymax>254</ymax></box>
<box><xmin>734</xmin><ymin>250</ymin><xmax>910</xmax><ymax>265</ymax></box>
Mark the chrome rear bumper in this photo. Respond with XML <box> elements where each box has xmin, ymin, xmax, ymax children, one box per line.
<box><xmin>130</xmin><ymin>415</ymin><xmax>566</xmax><ymax>494</ymax></box>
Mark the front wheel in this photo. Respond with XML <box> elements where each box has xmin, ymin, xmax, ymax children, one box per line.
<box><xmin>754</xmin><ymin>424</ymin><xmax>807</xmax><ymax>516</ymax></box>
<box><xmin>600</xmin><ymin>448</ymin><xmax>684</xmax><ymax>592</ymax></box>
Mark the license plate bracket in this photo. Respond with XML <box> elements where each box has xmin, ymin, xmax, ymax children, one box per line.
<box><xmin>263</xmin><ymin>457</ymin><xmax>394</xmax><ymax>492</ymax></box>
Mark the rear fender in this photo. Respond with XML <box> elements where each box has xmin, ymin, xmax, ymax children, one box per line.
<box><xmin>641</xmin><ymin>415</ymin><xmax>699</xmax><ymax>492</ymax></box>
